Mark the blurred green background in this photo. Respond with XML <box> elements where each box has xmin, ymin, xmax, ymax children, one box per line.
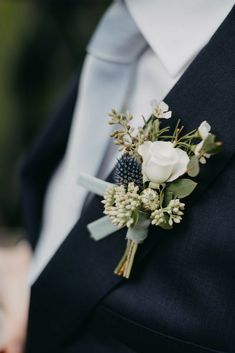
<box><xmin>0</xmin><ymin>0</ymin><xmax>110</xmax><ymax>237</ymax></box>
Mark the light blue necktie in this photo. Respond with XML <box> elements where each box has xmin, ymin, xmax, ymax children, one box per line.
<box><xmin>30</xmin><ymin>0</ymin><xmax>148</xmax><ymax>283</ymax></box>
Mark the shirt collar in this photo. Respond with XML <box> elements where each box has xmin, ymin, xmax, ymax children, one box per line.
<box><xmin>125</xmin><ymin>0</ymin><xmax>235</xmax><ymax>77</ymax></box>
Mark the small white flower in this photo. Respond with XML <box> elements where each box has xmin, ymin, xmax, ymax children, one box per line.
<box><xmin>194</xmin><ymin>141</ymin><xmax>203</xmax><ymax>156</ymax></box>
<box><xmin>166</xmin><ymin>199</ymin><xmax>185</xmax><ymax>226</ymax></box>
<box><xmin>141</xmin><ymin>188</ymin><xmax>160</xmax><ymax>211</ymax></box>
<box><xmin>194</xmin><ymin>141</ymin><xmax>211</xmax><ymax>164</ymax></box>
<box><xmin>198</xmin><ymin>121</ymin><xmax>211</xmax><ymax>140</ymax></box>
<box><xmin>151</xmin><ymin>208</ymin><xmax>164</xmax><ymax>226</ymax></box>
<box><xmin>151</xmin><ymin>100</ymin><xmax>172</xmax><ymax>120</ymax></box>
<box><xmin>194</xmin><ymin>121</ymin><xmax>212</xmax><ymax>164</ymax></box>
<box><xmin>138</xmin><ymin>141</ymin><xmax>189</xmax><ymax>184</ymax></box>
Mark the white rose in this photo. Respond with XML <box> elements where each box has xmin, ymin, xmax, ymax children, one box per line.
<box><xmin>198</xmin><ymin>121</ymin><xmax>211</xmax><ymax>140</ymax></box>
<box><xmin>138</xmin><ymin>141</ymin><xmax>190</xmax><ymax>184</ymax></box>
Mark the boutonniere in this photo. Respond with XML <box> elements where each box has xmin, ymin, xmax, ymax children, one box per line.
<box><xmin>78</xmin><ymin>101</ymin><xmax>222</xmax><ymax>278</ymax></box>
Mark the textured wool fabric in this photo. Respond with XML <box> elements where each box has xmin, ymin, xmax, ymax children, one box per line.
<box><xmin>21</xmin><ymin>7</ymin><xmax>235</xmax><ymax>353</ymax></box>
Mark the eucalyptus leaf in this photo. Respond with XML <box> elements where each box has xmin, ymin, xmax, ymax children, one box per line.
<box><xmin>165</xmin><ymin>178</ymin><xmax>197</xmax><ymax>199</ymax></box>
<box><xmin>159</xmin><ymin>222</ymin><xmax>173</xmax><ymax>230</ymax></box>
<box><xmin>158</xmin><ymin>214</ymin><xmax>173</xmax><ymax>230</ymax></box>
<box><xmin>163</xmin><ymin>191</ymin><xmax>174</xmax><ymax>207</ymax></box>
<box><xmin>187</xmin><ymin>155</ymin><xmax>200</xmax><ymax>177</ymax></box>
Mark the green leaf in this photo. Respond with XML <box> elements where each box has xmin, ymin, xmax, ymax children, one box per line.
<box><xmin>187</xmin><ymin>155</ymin><xmax>200</xmax><ymax>177</ymax></box>
<box><xmin>163</xmin><ymin>191</ymin><xmax>174</xmax><ymax>207</ymax></box>
<box><xmin>165</xmin><ymin>178</ymin><xmax>197</xmax><ymax>199</ymax></box>
<box><xmin>202</xmin><ymin>134</ymin><xmax>223</xmax><ymax>154</ymax></box>
<box><xmin>158</xmin><ymin>214</ymin><xmax>173</xmax><ymax>230</ymax></box>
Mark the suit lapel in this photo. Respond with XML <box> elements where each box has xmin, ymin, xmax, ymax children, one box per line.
<box><xmin>26</xmin><ymin>7</ymin><xmax>235</xmax><ymax>353</ymax></box>
<box><xmin>165</xmin><ymin>5</ymin><xmax>235</xmax><ymax>200</ymax></box>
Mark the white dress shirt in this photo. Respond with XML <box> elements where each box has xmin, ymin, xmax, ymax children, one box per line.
<box><xmin>29</xmin><ymin>0</ymin><xmax>234</xmax><ymax>283</ymax></box>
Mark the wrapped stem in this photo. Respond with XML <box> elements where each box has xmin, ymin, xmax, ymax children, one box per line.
<box><xmin>114</xmin><ymin>212</ymin><xmax>150</xmax><ymax>279</ymax></box>
<box><xmin>114</xmin><ymin>239</ymin><xmax>139</xmax><ymax>279</ymax></box>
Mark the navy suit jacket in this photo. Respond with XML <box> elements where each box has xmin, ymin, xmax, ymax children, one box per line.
<box><xmin>21</xmin><ymin>8</ymin><xmax>235</xmax><ymax>353</ymax></box>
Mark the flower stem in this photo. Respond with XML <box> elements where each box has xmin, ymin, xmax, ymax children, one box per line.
<box><xmin>124</xmin><ymin>241</ymin><xmax>138</xmax><ymax>278</ymax></box>
<box><xmin>114</xmin><ymin>239</ymin><xmax>139</xmax><ymax>279</ymax></box>
<box><xmin>114</xmin><ymin>239</ymin><xmax>131</xmax><ymax>276</ymax></box>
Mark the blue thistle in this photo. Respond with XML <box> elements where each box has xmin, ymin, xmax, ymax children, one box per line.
<box><xmin>113</xmin><ymin>154</ymin><xmax>143</xmax><ymax>189</ymax></box>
